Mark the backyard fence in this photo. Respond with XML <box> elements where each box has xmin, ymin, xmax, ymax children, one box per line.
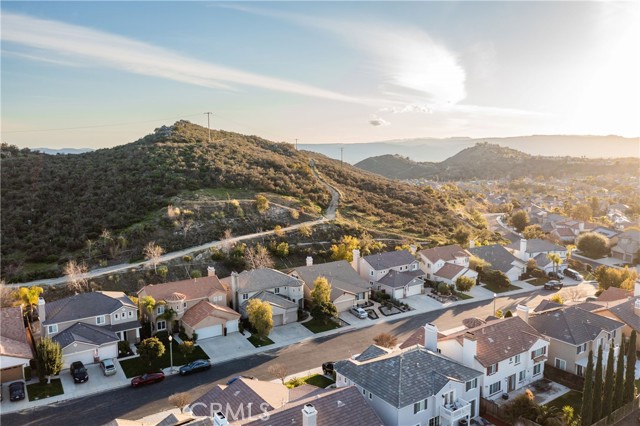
<box><xmin>543</xmin><ymin>364</ymin><xmax>584</xmax><ymax>391</ymax></box>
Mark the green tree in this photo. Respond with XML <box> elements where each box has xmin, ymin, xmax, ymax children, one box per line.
<box><xmin>562</xmin><ymin>405</ymin><xmax>581</xmax><ymax>426</ymax></box>
<box><xmin>624</xmin><ymin>330</ymin><xmax>637</xmax><ymax>403</ymax></box>
<box><xmin>503</xmin><ymin>392</ymin><xmax>538</xmax><ymax>424</ymax></box>
<box><xmin>255</xmin><ymin>194</ymin><xmax>269</xmax><ymax>213</ymax></box>
<box><xmin>546</xmin><ymin>253</ymin><xmax>563</xmax><ymax>274</ymax></box>
<box><xmin>572</xmin><ymin>204</ymin><xmax>593</xmax><ymax>221</ymax></box>
<box><xmin>577</xmin><ymin>232</ymin><xmax>610</xmax><ymax>259</ymax></box>
<box><xmin>16</xmin><ymin>285</ymin><xmax>44</xmax><ymax>318</ymax></box>
<box><xmin>298</xmin><ymin>223</ymin><xmax>313</xmax><ymax>238</ymax></box>
<box><xmin>602</xmin><ymin>340</ymin><xmax>615</xmax><ymax>419</ymax></box>
<box><xmin>246</xmin><ymin>299</ymin><xmax>273</xmax><ymax>338</ymax></box>
<box><xmin>140</xmin><ymin>296</ymin><xmax>156</xmax><ymax>317</ymax></box>
<box><xmin>526</xmin><ymin>258</ymin><xmax>538</xmax><ymax>273</ymax></box>
<box><xmin>509</xmin><ymin>210</ymin><xmax>529</xmax><ymax>232</ymax></box>
<box><xmin>581</xmin><ymin>350</ymin><xmax>594</xmax><ymax>426</ymax></box>
<box><xmin>329</xmin><ymin>235</ymin><xmax>360</xmax><ymax>261</ymax></box>
<box><xmin>592</xmin><ymin>345</ymin><xmax>604</xmax><ymax>422</ymax></box>
<box><xmin>614</xmin><ymin>337</ymin><xmax>626</xmax><ymax>410</ymax></box>
<box><xmin>138</xmin><ymin>337</ymin><xmax>165</xmax><ymax>367</ymax></box>
<box><xmin>37</xmin><ymin>337</ymin><xmax>63</xmax><ymax>384</ymax></box>
<box><xmin>483</xmin><ymin>269</ymin><xmax>511</xmax><ymax>289</ymax></box>
<box><xmin>549</xmin><ymin>294</ymin><xmax>564</xmax><ymax>304</ymax></box>
<box><xmin>469</xmin><ymin>255</ymin><xmax>491</xmax><ymax>272</ymax></box>
<box><xmin>455</xmin><ymin>276</ymin><xmax>475</xmax><ymax>292</ymax></box>
<box><xmin>275</xmin><ymin>242</ymin><xmax>289</xmax><ymax>257</ymax></box>
<box><xmin>452</xmin><ymin>226</ymin><xmax>471</xmax><ymax>247</ymax></box>
<box><xmin>535</xmin><ymin>405</ymin><xmax>564</xmax><ymax>426</ymax></box>
<box><xmin>311</xmin><ymin>277</ymin><xmax>332</xmax><ymax>306</ymax></box>
<box><xmin>523</xmin><ymin>224</ymin><xmax>546</xmax><ymax>240</ymax></box>
<box><xmin>595</xmin><ymin>265</ymin><xmax>638</xmax><ymax>291</ymax></box>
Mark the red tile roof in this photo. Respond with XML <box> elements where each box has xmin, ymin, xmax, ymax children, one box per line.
<box><xmin>139</xmin><ymin>276</ymin><xmax>226</xmax><ymax>302</ymax></box>
<box><xmin>181</xmin><ymin>300</ymin><xmax>240</xmax><ymax>328</ymax></box>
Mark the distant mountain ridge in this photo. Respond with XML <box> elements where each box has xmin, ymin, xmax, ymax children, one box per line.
<box><xmin>33</xmin><ymin>147</ymin><xmax>95</xmax><ymax>155</ymax></box>
<box><xmin>355</xmin><ymin>142</ymin><xmax>639</xmax><ymax>181</ymax></box>
<box><xmin>300</xmin><ymin>135</ymin><xmax>639</xmax><ymax>164</ymax></box>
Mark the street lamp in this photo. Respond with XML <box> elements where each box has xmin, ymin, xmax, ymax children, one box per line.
<box><xmin>168</xmin><ymin>334</ymin><xmax>174</xmax><ymax>374</ymax></box>
<box><xmin>493</xmin><ymin>293</ymin><xmax>497</xmax><ymax>316</ymax></box>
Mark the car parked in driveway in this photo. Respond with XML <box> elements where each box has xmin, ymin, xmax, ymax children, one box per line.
<box><xmin>563</xmin><ymin>268</ymin><xmax>584</xmax><ymax>281</ymax></box>
<box><xmin>349</xmin><ymin>306</ymin><xmax>368</xmax><ymax>319</ymax></box>
<box><xmin>70</xmin><ymin>361</ymin><xmax>89</xmax><ymax>383</ymax></box>
<box><xmin>131</xmin><ymin>371</ymin><xmax>165</xmax><ymax>388</ymax></box>
<box><xmin>322</xmin><ymin>361</ymin><xmax>335</xmax><ymax>376</ymax></box>
<box><xmin>9</xmin><ymin>382</ymin><xmax>25</xmax><ymax>401</ymax></box>
<box><xmin>100</xmin><ymin>359</ymin><xmax>117</xmax><ymax>376</ymax></box>
<box><xmin>179</xmin><ymin>359</ymin><xmax>211</xmax><ymax>376</ymax></box>
<box><xmin>548</xmin><ymin>271</ymin><xmax>563</xmax><ymax>280</ymax></box>
<box><xmin>544</xmin><ymin>280</ymin><xmax>563</xmax><ymax>290</ymax></box>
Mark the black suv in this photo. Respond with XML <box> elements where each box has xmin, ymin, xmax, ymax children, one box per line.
<box><xmin>322</xmin><ymin>361</ymin><xmax>335</xmax><ymax>377</ymax></box>
<box><xmin>543</xmin><ymin>280</ymin><xmax>563</xmax><ymax>291</ymax></box>
<box><xmin>70</xmin><ymin>361</ymin><xmax>89</xmax><ymax>383</ymax></box>
<box><xmin>9</xmin><ymin>382</ymin><xmax>25</xmax><ymax>401</ymax></box>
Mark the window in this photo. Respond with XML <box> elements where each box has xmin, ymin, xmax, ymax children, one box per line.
<box><xmin>576</xmin><ymin>365</ymin><xmax>584</xmax><ymax>377</ymax></box>
<box><xmin>489</xmin><ymin>381</ymin><xmax>501</xmax><ymax>395</ymax></box>
<box><xmin>531</xmin><ymin>347</ymin><xmax>546</xmax><ymax>359</ymax></box>
<box><xmin>96</xmin><ymin>315</ymin><xmax>105</xmax><ymax>325</ymax></box>
<box><xmin>427</xmin><ymin>263</ymin><xmax>432</xmax><ymax>268</ymax></box>
<box><xmin>370</xmin><ymin>270</ymin><xmax>374</xmax><ymax>276</ymax></box>
<box><xmin>519</xmin><ymin>370</ymin><xmax>526</xmax><ymax>382</ymax></box>
<box><xmin>429</xmin><ymin>417</ymin><xmax>440</xmax><ymax>426</ymax></box>
<box><xmin>514</xmin><ymin>354</ymin><xmax>521</xmax><ymax>365</ymax></box>
<box><xmin>242</xmin><ymin>294</ymin><xmax>248</xmax><ymax>300</ymax></box>
<box><xmin>509</xmin><ymin>357</ymin><xmax>513</xmax><ymax>364</ymax></box>
<box><xmin>47</xmin><ymin>324</ymin><xmax>58</xmax><ymax>334</ymax></box>
<box><xmin>555</xmin><ymin>358</ymin><xmax>566</xmax><ymax>371</ymax></box>
<box><xmin>183</xmin><ymin>302</ymin><xmax>187</xmax><ymax>308</ymax></box>
<box><xmin>423</xmin><ymin>399</ymin><xmax>428</xmax><ymax>410</ymax></box>
<box><xmin>414</xmin><ymin>402</ymin><xmax>421</xmax><ymax>414</ymax></box>
<box><xmin>444</xmin><ymin>390</ymin><xmax>454</xmax><ymax>406</ymax></box>
<box><xmin>466</xmin><ymin>378</ymin><xmax>478</xmax><ymax>391</ymax></box>
<box><xmin>115</xmin><ymin>313</ymin><xmax>119</xmax><ymax>320</ymax></box>
<box><xmin>368</xmin><ymin>392</ymin><xmax>372</xmax><ymax>400</ymax></box>
<box><xmin>128</xmin><ymin>311</ymin><xmax>133</xmax><ymax>317</ymax></box>
<box><xmin>157</xmin><ymin>320</ymin><xmax>166</xmax><ymax>331</ymax></box>
<box><xmin>412</xmin><ymin>263</ymin><xmax>418</xmax><ymax>271</ymax></box>
<box><xmin>487</xmin><ymin>363</ymin><xmax>498</xmax><ymax>375</ymax></box>
<box><xmin>576</xmin><ymin>343</ymin><xmax>587</xmax><ymax>354</ymax></box>
<box><xmin>533</xmin><ymin>363</ymin><xmax>542</xmax><ymax>376</ymax></box>
<box><xmin>157</xmin><ymin>305</ymin><xmax>165</xmax><ymax>315</ymax></box>
<box><xmin>274</xmin><ymin>287</ymin><xmax>280</xmax><ymax>294</ymax></box>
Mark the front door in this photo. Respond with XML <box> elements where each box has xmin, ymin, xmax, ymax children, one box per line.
<box><xmin>508</xmin><ymin>374</ymin><xmax>517</xmax><ymax>392</ymax></box>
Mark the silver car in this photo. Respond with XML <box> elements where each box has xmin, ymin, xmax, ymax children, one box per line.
<box><xmin>350</xmin><ymin>306</ymin><xmax>368</xmax><ymax>319</ymax></box>
<box><xmin>100</xmin><ymin>358</ymin><xmax>117</xmax><ymax>376</ymax></box>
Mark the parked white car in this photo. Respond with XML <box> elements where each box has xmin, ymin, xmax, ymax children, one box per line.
<box><xmin>350</xmin><ymin>306</ymin><xmax>368</xmax><ymax>319</ymax></box>
<box><xmin>100</xmin><ymin>358</ymin><xmax>117</xmax><ymax>376</ymax></box>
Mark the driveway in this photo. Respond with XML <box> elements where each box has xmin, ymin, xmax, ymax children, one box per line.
<box><xmin>198</xmin><ymin>332</ymin><xmax>255</xmax><ymax>363</ymax></box>
<box><xmin>268</xmin><ymin>323</ymin><xmax>313</xmax><ymax>345</ymax></box>
<box><xmin>58</xmin><ymin>361</ymin><xmax>129</xmax><ymax>400</ymax></box>
<box><xmin>400</xmin><ymin>294</ymin><xmax>443</xmax><ymax>311</ymax></box>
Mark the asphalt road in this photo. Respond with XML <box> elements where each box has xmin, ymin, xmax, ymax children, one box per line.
<box><xmin>1</xmin><ymin>289</ymin><xmax>562</xmax><ymax>426</ymax></box>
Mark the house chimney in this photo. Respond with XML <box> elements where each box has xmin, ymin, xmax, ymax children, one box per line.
<box><xmin>213</xmin><ymin>412</ymin><xmax>229</xmax><ymax>426</ymax></box>
<box><xmin>634</xmin><ymin>299</ymin><xmax>640</xmax><ymax>317</ymax></box>
<box><xmin>207</xmin><ymin>266</ymin><xmax>216</xmax><ymax>277</ymax></box>
<box><xmin>634</xmin><ymin>280</ymin><xmax>640</xmax><ymax>297</ymax></box>
<box><xmin>469</xmin><ymin>240</ymin><xmax>476</xmax><ymax>248</ymax></box>
<box><xmin>409</xmin><ymin>244</ymin><xmax>417</xmax><ymax>255</ymax></box>
<box><xmin>302</xmin><ymin>404</ymin><xmax>317</xmax><ymax>426</ymax></box>
<box><xmin>424</xmin><ymin>323</ymin><xmax>438</xmax><ymax>352</ymax></box>
<box><xmin>306</xmin><ymin>256</ymin><xmax>313</xmax><ymax>267</ymax></box>
<box><xmin>231</xmin><ymin>272</ymin><xmax>239</xmax><ymax>309</ymax></box>
<box><xmin>37</xmin><ymin>297</ymin><xmax>46</xmax><ymax>323</ymax></box>
<box><xmin>352</xmin><ymin>249</ymin><xmax>361</xmax><ymax>273</ymax></box>
<box><xmin>519</xmin><ymin>239</ymin><xmax>527</xmax><ymax>257</ymax></box>
<box><xmin>516</xmin><ymin>304</ymin><xmax>529</xmax><ymax>324</ymax></box>
<box><xmin>462</xmin><ymin>332</ymin><xmax>477</xmax><ymax>367</ymax></box>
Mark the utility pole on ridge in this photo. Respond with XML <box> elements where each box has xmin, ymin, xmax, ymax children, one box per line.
<box><xmin>204</xmin><ymin>112</ymin><xmax>213</xmax><ymax>142</ymax></box>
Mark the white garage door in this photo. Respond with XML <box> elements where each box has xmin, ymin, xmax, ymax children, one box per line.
<box><xmin>406</xmin><ymin>285</ymin><xmax>422</xmax><ymax>297</ymax></box>
<box><xmin>334</xmin><ymin>299</ymin><xmax>354</xmax><ymax>312</ymax></box>
<box><xmin>393</xmin><ymin>288</ymin><xmax>404</xmax><ymax>300</ymax></box>
<box><xmin>197</xmin><ymin>324</ymin><xmax>222</xmax><ymax>340</ymax></box>
<box><xmin>226</xmin><ymin>320</ymin><xmax>239</xmax><ymax>334</ymax></box>
<box><xmin>63</xmin><ymin>349</ymin><xmax>95</xmax><ymax>369</ymax></box>
<box><xmin>272</xmin><ymin>314</ymin><xmax>283</xmax><ymax>327</ymax></box>
<box><xmin>98</xmin><ymin>344</ymin><xmax>118</xmax><ymax>361</ymax></box>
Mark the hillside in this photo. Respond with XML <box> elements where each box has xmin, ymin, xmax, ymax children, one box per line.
<box><xmin>1</xmin><ymin>122</ymin><xmax>480</xmax><ymax>283</ymax></box>
<box><xmin>355</xmin><ymin>142</ymin><xmax>640</xmax><ymax>181</ymax></box>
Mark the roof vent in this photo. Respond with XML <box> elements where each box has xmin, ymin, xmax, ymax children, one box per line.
<box><xmin>337</xmin><ymin>400</ymin><xmax>345</xmax><ymax>408</ymax></box>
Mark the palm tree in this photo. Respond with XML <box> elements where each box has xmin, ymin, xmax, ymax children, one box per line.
<box><xmin>16</xmin><ymin>286</ymin><xmax>44</xmax><ymax>319</ymax></box>
<box><xmin>546</xmin><ymin>253</ymin><xmax>563</xmax><ymax>275</ymax></box>
<box><xmin>140</xmin><ymin>296</ymin><xmax>156</xmax><ymax>319</ymax></box>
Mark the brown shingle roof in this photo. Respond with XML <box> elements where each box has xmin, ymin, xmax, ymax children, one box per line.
<box><xmin>434</xmin><ymin>263</ymin><xmax>465</xmax><ymax>280</ymax></box>
<box><xmin>139</xmin><ymin>276</ymin><xmax>226</xmax><ymax>302</ymax></box>
<box><xmin>181</xmin><ymin>300</ymin><xmax>240</xmax><ymax>328</ymax></box>
<box><xmin>0</xmin><ymin>306</ymin><xmax>32</xmax><ymax>359</ymax></box>
<box><xmin>597</xmin><ymin>287</ymin><xmax>632</xmax><ymax>302</ymax></box>
<box><xmin>418</xmin><ymin>244</ymin><xmax>468</xmax><ymax>263</ymax></box>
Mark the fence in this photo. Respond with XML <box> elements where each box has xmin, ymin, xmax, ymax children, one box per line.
<box><xmin>543</xmin><ymin>364</ymin><xmax>584</xmax><ymax>391</ymax></box>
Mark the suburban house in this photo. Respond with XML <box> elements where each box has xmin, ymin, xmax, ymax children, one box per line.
<box><xmin>592</xmin><ymin>283</ymin><xmax>640</xmax><ymax>352</ymax></box>
<box><xmin>335</xmin><ymin>345</ymin><xmax>483</xmax><ymax>426</ymax></box>
<box><xmin>418</xmin><ymin>245</ymin><xmax>478</xmax><ymax>286</ymax></box>
<box><xmin>222</xmin><ymin>268</ymin><xmax>303</xmax><ymax>327</ymax></box>
<box><xmin>188</xmin><ymin>376</ymin><xmax>383</xmax><ymax>425</ymax></box>
<box><xmin>290</xmin><ymin>258</ymin><xmax>370</xmax><ymax>312</ymax></box>
<box><xmin>39</xmin><ymin>291</ymin><xmax>140</xmax><ymax>368</ymax></box>
<box><xmin>467</xmin><ymin>244</ymin><xmax>526</xmax><ymax>282</ymax></box>
<box><xmin>507</xmin><ymin>239</ymin><xmax>567</xmax><ymax>273</ymax></box>
<box><xmin>611</xmin><ymin>229</ymin><xmax>640</xmax><ymax>264</ymax></box>
<box><xmin>0</xmin><ymin>306</ymin><xmax>33</xmax><ymax>383</ymax></box>
<box><xmin>354</xmin><ymin>249</ymin><xmax>424</xmax><ymax>299</ymax></box>
<box><xmin>401</xmin><ymin>309</ymin><xmax>549</xmax><ymax>401</ymax></box>
<box><xmin>139</xmin><ymin>271</ymin><xmax>240</xmax><ymax>339</ymax></box>
<box><xmin>528</xmin><ymin>305</ymin><xmax>625</xmax><ymax>377</ymax></box>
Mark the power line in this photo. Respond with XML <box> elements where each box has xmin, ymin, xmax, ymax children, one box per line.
<box><xmin>2</xmin><ymin>113</ymin><xmax>204</xmax><ymax>134</ymax></box>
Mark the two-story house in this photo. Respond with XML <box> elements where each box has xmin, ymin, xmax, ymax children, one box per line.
<box><xmin>223</xmin><ymin>268</ymin><xmax>303</xmax><ymax>327</ymax></box>
<box><xmin>611</xmin><ymin>229</ymin><xmax>640</xmax><ymax>264</ymax></box>
<box><xmin>39</xmin><ymin>291</ymin><xmax>140</xmax><ymax>368</ymax></box>
<box><xmin>139</xmin><ymin>269</ymin><xmax>239</xmax><ymax>340</ymax></box>
<box><xmin>335</xmin><ymin>345</ymin><xmax>483</xmax><ymax>426</ymax></box>
<box><xmin>401</xmin><ymin>307</ymin><xmax>549</xmax><ymax>401</ymax></box>
<box><xmin>1</xmin><ymin>306</ymin><xmax>33</xmax><ymax>383</ymax></box>
<box><xmin>528</xmin><ymin>305</ymin><xmax>625</xmax><ymax>377</ymax></box>
<box><xmin>290</xmin><ymin>258</ymin><xmax>370</xmax><ymax>312</ymax></box>
<box><xmin>506</xmin><ymin>239</ymin><xmax>567</xmax><ymax>273</ymax></box>
<box><xmin>354</xmin><ymin>249</ymin><xmax>424</xmax><ymax>299</ymax></box>
<box><xmin>418</xmin><ymin>245</ymin><xmax>478</xmax><ymax>286</ymax></box>
<box><xmin>467</xmin><ymin>244</ymin><xmax>526</xmax><ymax>282</ymax></box>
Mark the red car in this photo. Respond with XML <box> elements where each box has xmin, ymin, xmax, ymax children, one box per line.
<box><xmin>131</xmin><ymin>371</ymin><xmax>165</xmax><ymax>388</ymax></box>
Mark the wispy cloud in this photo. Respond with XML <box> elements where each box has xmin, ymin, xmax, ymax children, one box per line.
<box><xmin>369</xmin><ymin>115</ymin><xmax>390</xmax><ymax>126</ymax></box>
<box><xmin>1</xmin><ymin>12</ymin><xmax>370</xmax><ymax>105</ymax></box>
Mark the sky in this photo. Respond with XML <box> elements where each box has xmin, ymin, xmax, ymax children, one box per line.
<box><xmin>1</xmin><ymin>1</ymin><xmax>639</xmax><ymax>149</ymax></box>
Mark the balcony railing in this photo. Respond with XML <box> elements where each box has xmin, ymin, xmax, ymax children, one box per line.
<box><xmin>439</xmin><ymin>398</ymin><xmax>471</xmax><ymax>426</ymax></box>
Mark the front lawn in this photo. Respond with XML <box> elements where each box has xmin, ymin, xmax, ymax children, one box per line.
<box><xmin>302</xmin><ymin>317</ymin><xmax>341</xmax><ymax>333</ymax></box>
<box><xmin>544</xmin><ymin>389</ymin><xmax>583</xmax><ymax>413</ymax></box>
<box><xmin>454</xmin><ymin>291</ymin><xmax>473</xmax><ymax>300</ymax></box>
<box><xmin>27</xmin><ymin>379</ymin><xmax>64</xmax><ymax>401</ymax></box>
<box><xmin>119</xmin><ymin>340</ymin><xmax>209</xmax><ymax>378</ymax></box>
<box><xmin>483</xmin><ymin>282</ymin><xmax>522</xmax><ymax>293</ymax></box>
<box><xmin>527</xmin><ymin>277</ymin><xmax>550</xmax><ymax>286</ymax></box>
<box><xmin>285</xmin><ymin>374</ymin><xmax>335</xmax><ymax>389</ymax></box>
<box><xmin>247</xmin><ymin>334</ymin><xmax>274</xmax><ymax>348</ymax></box>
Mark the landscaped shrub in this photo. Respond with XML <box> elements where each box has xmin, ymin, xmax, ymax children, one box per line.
<box><xmin>154</xmin><ymin>331</ymin><xmax>169</xmax><ymax>342</ymax></box>
<box><xmin>436</xmin><ymin>282</ymin><xmax>451</xmax><ymax>295</ymax></box>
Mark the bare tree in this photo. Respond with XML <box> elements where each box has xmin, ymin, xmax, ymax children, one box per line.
<box><xmin>562</xmin><ymin>287</ymin><xmax>587</xmax><ymax>302</ymax></box>
<box><xmin>0</xmin><ymin>280</ymin><xmax>17</xmax><ymax>308</ymax></box>
<box><xmin>143</xmin><ymin>241</ymin><xmax>165</xmax><ymax>274</ymax></box>
<box><xmin>245</xmin><ymin>244</ymin><xmax>274</xmax><ymax>269</ymax></box>
<box><xmin>268</xmin><ymin>363</ymin><xmax>289</xmax><ymax>384</ymax></box>
<box><xmin>168</xmin><ymin>392</ymin><xmax>191</xmax><ymax>413</ymax></box>
<box><xmin>63</xmin><ymin>260</ymin><xmax>89</xmax><ymax>292</ymax></box>
<box><xmin>180</xmin><ymin>218</ymin><xmax>195</xmax><ymax>239</ymax></box>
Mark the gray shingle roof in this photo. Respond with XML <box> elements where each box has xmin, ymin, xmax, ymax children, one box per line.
<box><xmin>52</xmin><ymin>322</ymin><xmax>119</xmax><ymax>348</ymax></box>
<box><xmin>43</xmin><ymin>292</ymin><xmax>134</xmax><ymax>325</ymax></box>
<box><xmin>362</xmin><ymin>250</ymin><xmax>416</xmax><ymax>270</ymax></box>
<box><xmin>467</xmin><ymin>245</ymin><xmax>523</xmax><ymax>274</ymax></box>
<box><xmin>507</xmin><ymin>239</ymin><xmax>566</xmax><ymax>254</ymax></box>
<box><xmin>418</xmin><ymin>245</ymin><xmax>468</xmax><ymax>264</ymax></box>
<box><xmin>533</xmin><ymin>299</ymin><xmax>563</xmax><ymax>312</ymax></box>
<box><xmin>232</xmin><ymin>268</ymin><xmax>302</xmax><ymax>293</ymax></box>
<box><xmin>529</xmin><ymin>306</ymin><xmax>625</xmax><ymax>345</ymax></box>
<box><xmin>355</xmin><ymin>345</ymin><xmax>390</xmax><ymax>362</ymax></box>
<box><xmin>376</xmin><ymin>269</ymin><xmax>423</xmax><ymax>288</ymax></box>
<box><xmin>335</xmin><ymin>347</ymin><xmax>482</xmax><ymax>408</ymax></box>
<box><xmin>607</xmin><ymin>297</ymin><xmax>640</xmax><ymax>332</ymax></box>
<box><xmin>243</xmin><ymin>291</ymin><xmax>298</xmax><ymax>310</ymax></box>
<box><xmin>292</xmin><ymin>261</ymin><xmax>369</xmax><ymax>297</ymax></box>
